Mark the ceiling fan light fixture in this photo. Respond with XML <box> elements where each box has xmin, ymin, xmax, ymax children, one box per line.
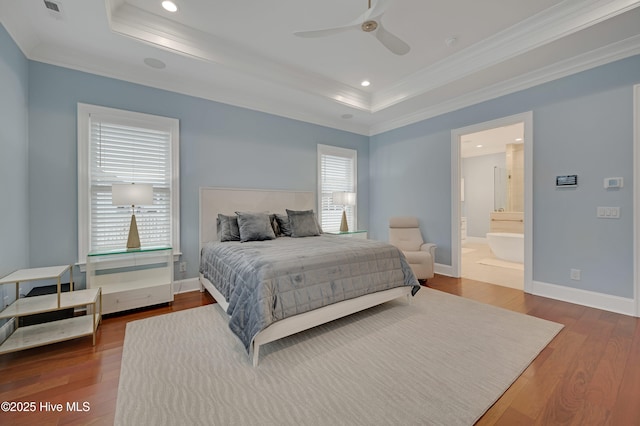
<box><xmin>161</xmin><ymin>1</ymin><xmax>178</xmax><ymax>12</ymax></box>
<box><xmin>361</xmin><ymin>21</ymin><xmax>378</xmax><ymax>32</ymax></box>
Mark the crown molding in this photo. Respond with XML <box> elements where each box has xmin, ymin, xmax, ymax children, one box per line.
<box><xmin>108</xmin><ymin>0</ymin><xmax>640</xmax><ymax>116</ymax></box>
<box><xmin>5</xmin><ymin>0</ymin><xmax>640</xmax><ymax>138</ymax></box>
<box><xmin>371</xmin><ymin>0</ymin><xmax>640</xmax><ymax>112</ymax></box>
<box><xmin>369</xmin><ymin>34</ymin><xmax>640</xmax><ymax>136</ymax></box>
<box><xmin>107</xmin><ymin>1</ymin><xmax>371</xmax><ymax>112</ymax></box>
<box><xmin>23</xmin><ymin>30</ymin><xmax>640</xmax><ymax>138</ymax></box>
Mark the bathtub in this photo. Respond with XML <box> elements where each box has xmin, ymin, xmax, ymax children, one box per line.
<box><xmin>486</xmin><ymin>232</ymin><xmax>524</xmax><ymax>263</ymax></box>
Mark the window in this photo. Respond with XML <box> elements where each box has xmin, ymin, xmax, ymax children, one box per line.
<box><xmin>77</xmin><ymin>104</ymin><xmax>180</xmax><ymax>260</ymax></box>
<box><xmin>317</xmin><ymin>144</ymin><xmax>357</xmax><ymax>232</ymax></box>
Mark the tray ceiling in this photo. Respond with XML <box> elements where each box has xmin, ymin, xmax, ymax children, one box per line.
<box><xmin>2</xmin><ymin>0</ymin><xmax>640</xmax><ymax>135</ymax></box>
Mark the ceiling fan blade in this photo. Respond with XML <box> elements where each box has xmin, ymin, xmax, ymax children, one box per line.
<box><xmin>295</xmin><ymin>0</ymin><xmax>391</xmax><ymax>38</ymax></box>
<box><xmin>374</xmin><ymin>22</ymin><xmax>410</xmax><ymax>55</ymax></box>
<box><xmin>294</xmin><ymin>24</ymin><xmax>359</xmax><ymax>38</ymax></box>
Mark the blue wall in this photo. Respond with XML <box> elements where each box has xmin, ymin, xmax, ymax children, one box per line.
<box><xmin>0</xmin><ymin>25</ymin><xmax>29</xmax><ymax>278</ymax></box>
<box><xmin>370</xmin><ymin>55</ymin><xmax>640</xmax><ymax>298</ymax></box>
<box><xmin>26</xmin><ymin>61</ymin><xmax>369</xmax><ymax>281</ymax></box>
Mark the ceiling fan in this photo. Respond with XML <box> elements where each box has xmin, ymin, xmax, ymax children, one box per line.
<box><xmin>294</xmin><ymin>0</ymin><xmax>410</xmax><ymax>56</ymax></box>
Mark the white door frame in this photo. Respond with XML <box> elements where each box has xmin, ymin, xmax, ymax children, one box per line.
<box><xmin>451</xmin><ymin>111</ymin><xmax>533</xmax><ymax>293</ymax></box>
<box><xmin>634</xmin><ymin>84</ymin><xmax>640</xmax><ymax>316</ymax></box>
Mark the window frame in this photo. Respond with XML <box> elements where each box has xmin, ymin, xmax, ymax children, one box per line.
<box><xmin>317</xmin><ymin>144</ymin><xmax>358</xmax><ymax>232</ymax></box>
<box><xmin>77</xmin><ymin>103</ymin><xmax>180</xmax><ymax>263</ymax></box>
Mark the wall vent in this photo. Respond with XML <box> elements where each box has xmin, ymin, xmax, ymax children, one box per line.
<box><xmin>44</xmin><ymin>0</ymin><xmax>60</xmax><ymax>12</ymax></box>
<box><xmin>43</xmin><ymin>0</ymin><xmax>64</xmax><ymax>19</ymax></box>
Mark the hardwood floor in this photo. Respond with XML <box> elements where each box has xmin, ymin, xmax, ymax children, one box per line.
<box><xmin>1</xmin><ymin>277</ymin><xmax>639</xmax><ymax>425</ymax></box>
<box><xmin>427</xmin><ymin>275</ymin><xmax>640</xmax><ymax>425</ymax></box>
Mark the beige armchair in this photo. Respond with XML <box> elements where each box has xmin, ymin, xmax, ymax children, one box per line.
<box><xmin>389</xmin><ymin>217</ymin><xmax>436</xmax><ymax>281</ymax></box>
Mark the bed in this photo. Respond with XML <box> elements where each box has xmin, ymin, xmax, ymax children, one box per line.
<box><xmin>199</xmin><ymin>187</ymin><xmax>420</xmax><ymax>366</ymax></box>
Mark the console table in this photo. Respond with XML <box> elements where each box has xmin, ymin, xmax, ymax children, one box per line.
<box><xmin>87</xmin><ymin>246</ymin><xmax>173</xmax><ymax>314</ymax></box>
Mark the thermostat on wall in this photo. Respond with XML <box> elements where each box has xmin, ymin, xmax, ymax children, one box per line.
<box><xmin>556</xmin><ymin>175</ymin><xmax>577</xmax><ymax>187</ymax></box>
<box><xmin>604</xmin><ymin>177</ymin><xmax>623</xmax><ymax>189</ymax></box>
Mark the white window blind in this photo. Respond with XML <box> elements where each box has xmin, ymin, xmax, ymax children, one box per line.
<box><xmin>90</xmin><ymin>121</ymin><xmax>171</xmax><ymax>250</ymax></box>
<box><xmin>317</xmin><ymin>144</ymin><xmax>357</xmax><ymax>232</ymax></box>
<box><xmin>78</xmin><ymin>104</ymin><xmax>180</xmax><ymax>259</ymax></box>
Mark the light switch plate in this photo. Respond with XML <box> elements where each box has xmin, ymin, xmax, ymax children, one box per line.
<box><xmin>597</xmin><ymin>206</ymin><xmax>620</xmax><ymax>218</ymax></box>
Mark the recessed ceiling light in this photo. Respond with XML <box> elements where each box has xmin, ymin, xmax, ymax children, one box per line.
<box><xmin>162</xmin><ymin>1</ymin><xmax>178</xmax><ymax>12</ymax></box>
<box><xmin>360</xmin><ymin>80</ymin><xmax>371</xmax><ymax>87</ymax></box>
<box><xmin>445</xmin><ymin>36</ymin><xmax>458</xmax><ymax>47</ymax></box>
<box><xmin>341</xmin><ymin>114</ymin><xmax>353</xmax><ymax>120</ymax></box>
<box><xmin>476</xmin><ymin>144</ymin><xmax>483</xmax><ymax>148</ymax></box>
<box><xmin>144</xmin><ymin>57</ymin><xmax>166</xmax><ymax>69</ymax></box>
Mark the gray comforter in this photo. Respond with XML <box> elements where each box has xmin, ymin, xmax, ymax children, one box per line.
<box><xmin>200</xmin><ymin>235</ymin><xmax>420</xmax><ymax>351</ymax></box>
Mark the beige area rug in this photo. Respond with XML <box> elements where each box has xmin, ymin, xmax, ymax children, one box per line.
<box><xmin>477</xmin><ymin>257</ymin><xmax>525</xmax><ymax>271</ymax></box>
<box><xmin>115</xmin><ymin>288</ymin><xmax>562</xmax><ymax>426</ymax></box>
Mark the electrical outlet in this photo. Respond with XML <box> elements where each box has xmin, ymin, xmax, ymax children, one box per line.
<box><xmin>179</xmin><ymin>261</ymin><xmax>187</xmax><ymax>273</ymax></box>
<box><xmin>570</xmin><ymin>269</ymin><xmax>581</xmax><ymax>281</ymax></box>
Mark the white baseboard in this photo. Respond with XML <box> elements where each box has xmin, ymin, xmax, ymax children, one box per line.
<box><xmin>434</xmin><ymin>263</ymin><xmax>454</xmax><ymax>277</ymax></box>
<box><xmin>430</xmin><ymin>267</ymin><xmax>637</xmax><ymax>316</ymax></box>
<box><xmin>531</xmin><ymin>280</ymin><xmax>637</xmax><ymax>317</ymax></box>
<box><xmin>172</xmin><ymin>277</ymin><xmax>200</xmax><ymax>294</ymax></box>
<box><xmin>0</xmin><ymin>318</ymin><xmax>15</xmax><ymax>344</ymax></box>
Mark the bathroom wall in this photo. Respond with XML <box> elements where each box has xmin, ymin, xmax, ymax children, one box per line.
<box><xmin>462</xmin><ymin>152</ymin><xmax>505</xmax><ymax>238</ymax></box>
<box><xmin>506</xmin><ymin>143</ymin><xmax>524</xmax><ymax>212</ymax></box>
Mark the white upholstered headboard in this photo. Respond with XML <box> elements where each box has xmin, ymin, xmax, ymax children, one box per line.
<box><xmin>199</xmin><ymin>187</ymin><xmax>315</xmax><ymax>247</ymax></box>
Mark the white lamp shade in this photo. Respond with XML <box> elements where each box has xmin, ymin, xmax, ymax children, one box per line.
<box><xmin>332</xmin><ymin>191</ymin><xmax>356</xmax><ymax>206</ymax></box>
<box><xmin>112</xmin><ymin>183</ymin><xmax>154</xmax><ymax>206</ymax></box>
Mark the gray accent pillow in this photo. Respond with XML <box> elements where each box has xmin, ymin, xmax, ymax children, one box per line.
<box><xmin>286</xmin><ymin>209</ymin><xmax>321</xmax><ymax>238</ymax></box>
<box><xmin>275</xmin><ymin>214</ymin><xmax>292</xmax><ymax>237</ymax></box>
<box><xmin>235</xmin><ymin>211</ymin><xmax>276</xmax><ymax>242</ymax></box>
<box><xmin>217</xmin><ymin>214</ymin><xmax>240</xmax><ymax>242</ymax></box>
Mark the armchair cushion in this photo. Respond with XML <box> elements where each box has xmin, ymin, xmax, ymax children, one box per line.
<box><xmin>389</xmin><ymin>216</ymin><xmax>424</xmax><ymax>252</ymax></box>
<box><xmin>390</xmin><ymin>229</ymin><xmax>423</xmax><ymax>252</ymax></box>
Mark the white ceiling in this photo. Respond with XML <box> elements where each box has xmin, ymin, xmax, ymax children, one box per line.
<box><xmin>461</xmin><ymin>123</ymin><xmax>524</xmax><ymax>158</ymax></box>
<box><xmin>2</xmin><ymin>0</ymin><xmax>640</xmax><ymax>136</ymax></box>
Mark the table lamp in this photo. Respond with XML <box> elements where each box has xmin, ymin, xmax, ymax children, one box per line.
<box><xmin>332</xmin><ymin>191</ymin><xmax>356</xmax><ymax>232</ymax></box>
<box><xmin>112</xmin><ymin>183</ymin><xmax>153</xmax><ymax>249</ymax></box>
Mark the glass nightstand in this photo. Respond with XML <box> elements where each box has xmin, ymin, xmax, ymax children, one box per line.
<box><xmin>87</xmin><ymin>246</ymin><xmax>173</xmax><ymax>314</ymax></box>
<box><xmin>326</xmin><ymin>230</ymin><xmax>368</xmax><ymax>239</ymax></box>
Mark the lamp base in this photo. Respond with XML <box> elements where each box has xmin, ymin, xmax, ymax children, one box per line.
<box><xmin>127</xmin><ymin>214</ymin><xmax>141</xmax><ymax>249</ymax></box>
<box><xmin>340</xmin><ymin>210</ymin><xmax>349</xmax><ymax>232</ymax></box>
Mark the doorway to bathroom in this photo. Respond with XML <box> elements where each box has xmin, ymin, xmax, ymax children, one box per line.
<box><xmin>451</xmin><ymin>112</ymin><xmax>533</xmax><ymax>292</ymax></box>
